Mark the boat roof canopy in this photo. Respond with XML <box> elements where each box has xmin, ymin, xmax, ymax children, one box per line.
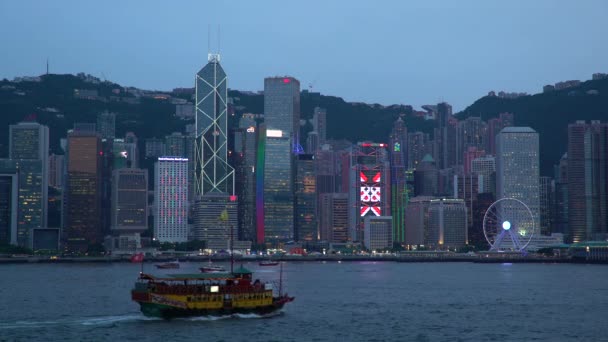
<box><xmin>233</xmin><ymin>265</ymin><xmax>253</xmax><ymax>274</ymax></box>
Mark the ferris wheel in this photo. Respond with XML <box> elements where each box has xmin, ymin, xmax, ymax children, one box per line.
<box><xmin>483</xmin><ymin>198</ymin><xmax>535</xmax><ymax>251</ymax></box>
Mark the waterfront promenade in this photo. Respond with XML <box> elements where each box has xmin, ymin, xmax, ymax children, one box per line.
<box><xmin>1</xmin><ymin>253</ymin><xmax>605</xmax><ymax>264</ymax></box>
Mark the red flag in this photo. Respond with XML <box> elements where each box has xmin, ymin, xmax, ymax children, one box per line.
<box><xmin>130</xmin><ymin>253</ymin><xmax>144</xmax><ymax>263</ymax></box>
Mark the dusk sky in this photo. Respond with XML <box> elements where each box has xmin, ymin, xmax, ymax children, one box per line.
<box><xmin>1</xmin><ymin>0</ymin><xmax>607</xmax><ymax>111</ymax></box>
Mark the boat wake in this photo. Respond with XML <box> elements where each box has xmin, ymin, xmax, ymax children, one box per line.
<box><xmin>0</xmin><ymin>314</ymin><xmax>160</xmax><ymax>329</ymax></box>
<box><xmin>181</xmin><ymin>311</ymin><xmax>284</xmax><ymax>321</ymax></box>
<box><xmin>0</xmin><ymin>311</ymin><xmax>285</xmax><ymax>329</ymax></box>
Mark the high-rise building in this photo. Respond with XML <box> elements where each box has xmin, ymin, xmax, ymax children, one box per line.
<box><xmin>553</xmin><ymin>153</ymin><xmax>569</xmax><ymax>235</ymax></box>
<box><xmin>194</xmin><ymin>53</ymin><xmax>234</xmax><ymax>196</ymax></box>
<box><xmin>427</xmin><ymin>198</ymin><xmax>467</xmax><ymax>249</ymax></box>
<box><xmin>496</xmin><ymin>127</ymin><xmax>540</xmax><ymax>235</ymax></box>
<box><xmin>486</xmin><ymin>113</ymin><xmax>514</xmax><ymax>155</ymax></box>
<box><xmin>471</xmin><ymin>156</ymin><xmax>496</xmax><ymax>195</ymax></box>
<box><xmin>463</xmin><ymin>146</ymin><xmax>485</xmax><ymax>175</ymax></box>
<box><xmin>154</xmin><ymin>157</ymin><xmax>189</xmax><ymax>243</ymax></box>
<box><xmin>407</xmin><ymin>131</ymin><xmax>427</xmax><ymax>169</ymax></box>
<box><xmin>65</xmin><ymin>129</ymin><xmax>102</xmax><ymax>252</ymax></box>
<box><xmin>234</xmin><ymin>114</ymin><xmax>258</xmax><ymax>242</ymax></box>
<box><xmin>567</xmin><ymin>121</ymin><xmax>608</xmax><ymax>242</ymax></box>
<box><xmin>364</xmin><ymin>216</ymin><xmax>393</xmax><ymax>251</ymax></box>
<box><xmin>414</xmin><ymin>154</ymin><xmax>438</xmax><ymax>196</ymax></box>
<box><xmin>295</xmin><ymin>154</ymin><xmax>317</xmax><ymax>241</ymax></box>
<box><xmin>9</xmin><ymin>121</ymin><xmax>49</xmax><ymax>239</ymax></box>
<box><xmin>145</xmin><ymin>138</ymin><xmax>166</xmax><ymax>159</ymax></box>
<box><xmin>111</xmin><ymin>168</ymin><xmax>148</xmax><ymax>233</ymax></box>
<box><xmin>256</xmin><ymin>127</ymin><xmax>294</xmax><ymax>244</ymax></box>
<box><xmin>96</xmin><ymin>111</ymin><xmax>116</xmax><ymax>139</ymax></box>
<box><xmin>194</xmin><ymin>53</ymin><xmax>236</xmax><ymax>247</ymax></box>
<box><xmin>457</xmin><ymin>117</ymin><xmax>486</xmax><ymax>167</ymax></box>
<box><xmin>539</xmin><ymin>176</ymin><xmax>554</xmax><ymax>236</ymax></box>
<box><xmin>318</xmin><ymin>193</ymin><xmax>349</xmax><ymax>243</ymax></box>
<box><xmin>389</xmin><ymin>117</ymin><xmax>408</xmax><ymax>243</ymax></box>
<box><xmin>404</xmin><ymin>196</ymin><xmax>434</xmax><ymax>247</ymax></box>
<box><xmin>264</xmin><ymin>76</ymin><xmax>301</xmax><ymax>146</ymax></box>
<box><xmin>0</xmin><ymin>167</ymin><xmax>18</xmax><ymax>245</ymax></box>
<box><xmin>453</xmin><ymin>173</ymin><xmax>479</xmax><ymax>241</ymax></box>
<box><xmin>193</xmin><ymin>193</ymin><xmax>237</xmax><ymax>250</ymax></box>
<box><xmin>165</xmin><ymin>132</ymin><xmax>188</xmax><ymax>157</ymax></box>
<box><xmin>312</xmin><ymin>107</ymin><xmax>327</xmax><ymax>145</ymax></box>
<box><xmin>349</xmin><ymin>142</ymin><xmax>390</xmax><ymax>242</ymax></box>
<box><xmin>48</xmin><ymin>154</ymin><xmax>64</xmax><ymax>188</ymax></box>
<box><xmin>435</xmin><ymin>102</ymin><xmax>455</xmax><ymax>169</ymax></box>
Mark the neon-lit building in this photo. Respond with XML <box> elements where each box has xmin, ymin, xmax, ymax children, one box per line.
<box><xmin>349</xmin><ymin>142</ymin><xmax>390</xmax><ymax>242</ymax></box>
<box><xmin>255</xmin><ymin>126</ymin><xmax>294</xmax><ymax>244</ymax></box>
<box><xmin>389</xmin><ymin>117</ymin><xmax>407</xmax><ymax>243</ymax></box>
<box><xmin>154</xmin><ymin>157</ymin><xmax>189</xmax><ymax>243</ymax></box>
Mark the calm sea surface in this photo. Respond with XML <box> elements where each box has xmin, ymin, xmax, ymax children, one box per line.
<box><xmin>1</xmin><ymin>261</ymin><xmax>608</xmax><ymax>342</ymax></box>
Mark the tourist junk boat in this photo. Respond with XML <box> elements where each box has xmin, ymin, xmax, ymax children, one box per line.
<box><xmin>131</xmin><ymin>264</ymin><xmax>294</xmax><ymax>319</ymax></box>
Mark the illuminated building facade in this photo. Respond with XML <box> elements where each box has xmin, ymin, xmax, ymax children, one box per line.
<box><xmin>194</xmin><ymin>53</ymin><xmax>234</xmax><ymax>197</ymax></box>
<box><xmin>496</xmin><ymin>127</ymin><xmax>540</xmax><ymax>234</ymax></box>
<box><xmin>65</xmin><ymin>129</ymin><xmax>102</xmax><ymax>252</ymax></box>
<box><xmin>389</xmin><ymin>117</ymin><xmax>408</xmax><ymax>243</ymax></box>
<box><xmin>9</xmin><ymin>122</ymin><xmax>49</xmax><ymax>247</ymax></box>
<box><xmin>264</xmin><ymin>76</ymin><xmax>301</xmax><ymax>146</ymax></box>
<box><xmin>193</xmin><ymin>193</ymin><xmax>237</xmax><ymax>250</ymax></box>
<box><xmin>256</xmin><ymin>127</ymin><xmax>294</xmax><ymax>244</ymax></box>
<box><xmin>154</xmin><ymin>157</ymin><xmax>189</xmax><ymax>243</ymax></box>
<box><xmin>295</xmin><ymin>154</ymin><xmax>317</xmax><ymax>241</ymax></box>
<box><xmin>349</xmin><ymin>142</ymin><xmax>390</xmax><ymax>242</ymax></box>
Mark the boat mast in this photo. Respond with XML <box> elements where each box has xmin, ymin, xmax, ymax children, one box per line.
<box><xmin>230</xmin><ymin>224</ymin><xmax>234</xmax><ymax>274</ymax></box>
<box><xmin>279</xmin><ymin>261</ymin><xmax>283</xmax><ymax>297</ymax></box>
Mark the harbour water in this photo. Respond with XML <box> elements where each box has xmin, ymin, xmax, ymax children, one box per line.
<box><xmin>1</xmin><ymin>261</ymin><xmax>607</xmax><ymax>341</ymax></box>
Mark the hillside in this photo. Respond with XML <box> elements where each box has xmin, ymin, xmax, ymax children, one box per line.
<box><xmin>0</xmin><ymin>74</ymin><xmax>434</xmax><ymax>159</ymax></box>
<box><xmin>2</xmin><ymin>73</ymin><xmax>607</xmax><ymax>177</ymax></box>
<box><xmin>457</xmin><ymin>78</ymin><xmax>608</xmax><ymax>175</ymax></box>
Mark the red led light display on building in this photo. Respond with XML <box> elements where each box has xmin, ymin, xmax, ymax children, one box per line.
<box><xmin>360</xmin><ymin>171</ymin><xmax>382</xmax><ymax>217</ymax></box>
<box><xmin>283</xmin><ymin>78</ymin><xmax>291</xmax><ymax>84</ymax></box>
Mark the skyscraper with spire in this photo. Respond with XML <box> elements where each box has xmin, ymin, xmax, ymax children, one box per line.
<box><xmin>193</xmin><ymin>53</ymin><xmax>237</xmax><ymax>248</ymax></box>
<box><xmin>194</xmin><ymin>53</ymin><xmax>234</xmax><ymax>196</ymax></box>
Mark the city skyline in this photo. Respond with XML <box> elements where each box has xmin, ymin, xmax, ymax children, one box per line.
<box><xmin>1</xmin><ymin>1</ymin><xmax>608</xmax><ymax>111</ymax></box>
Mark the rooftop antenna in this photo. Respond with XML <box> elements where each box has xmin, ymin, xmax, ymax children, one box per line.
<box><xmin>217</xmin><ymin>24</ymin><xmax>221</xmax><ymax>55</ymax></box>
<box><xmin>46</xmin><ymin>58</ymin><xmax>49</xmax><ymax>75</ymax></box>
<box><xmin>207</xmin><ymin>24</ymin><xmax>211</xmax><ymax>55</ymax></box>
